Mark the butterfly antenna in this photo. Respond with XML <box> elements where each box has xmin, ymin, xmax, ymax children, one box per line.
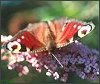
<box><xmin>50</xmin><ymin>53</ymin><xmax>63</xmax><ymax>68</ymax></box>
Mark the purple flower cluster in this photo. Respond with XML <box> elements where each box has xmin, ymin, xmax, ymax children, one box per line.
<box><xmin>1</xmin><ymin>41</ymin><xmax>99</xmax><ymax>82</ymax></box>
<box><xmin>36</xmin><ymin>41</ymin><xmax>99</xmax><ymax>82</ymax></box>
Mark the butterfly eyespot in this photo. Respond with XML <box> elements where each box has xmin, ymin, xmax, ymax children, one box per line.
<box><xmin>7</xmin><ymin>41</ymin><xmax>21</xmax><ymax>53</ymax></box>
<box><xmin>81</xmin><ymin>30</ymin><xmax>87</xmax><ymax>35</ymax></box>
<box><xmin>78</xmin><ymin>24</ymin><xmax>93</xmax><ymax>38</ymax></box>
<box><xmin>11</xmin><ymin>45</ymin><xmax>17</xmax><ymax>50</ymax></box>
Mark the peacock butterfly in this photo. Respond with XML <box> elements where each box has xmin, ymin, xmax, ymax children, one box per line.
<box><xmin>4</xmin><ymin>18</ymin><xmax>95</xmax><ymax>54</ymax></box>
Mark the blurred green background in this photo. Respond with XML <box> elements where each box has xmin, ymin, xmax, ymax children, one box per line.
<box><xmin>1</xmin><ymin>1</ymin><xmax>99</xmax><ymax>84</ymax></box>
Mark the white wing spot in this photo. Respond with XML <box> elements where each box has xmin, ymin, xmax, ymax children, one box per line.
<box><xmin>21</xmin><ymin>36</ymin><xmax>25</xmax><ymax>39</ymax></box>
<box><xmin>77</xmin><ymin>25</ymin><xmax>81</xmax><ymax>30</ymax></box>
<box><xmin>73</xmin><ymin>24</ymin><xmax>77</xmax><ymax>28</ymax></box>
<box><xmin>17</xmin><ymin>39</ymin><xmax>21</xmax><ymax>42</ymax></box>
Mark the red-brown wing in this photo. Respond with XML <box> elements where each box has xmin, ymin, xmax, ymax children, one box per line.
<box><xmin>48</xmin><ymin>18</ymin><xmax>83</xmax><ymax>46</ymax></box>
<box><xmin>4</xmin><ymin>22</ymin><xmax>50</xmax><ymax>52</ymax></box>
<box><xmin>49</xmin><ymin>18</ymin><xmax>94</xmax><ymax>47</ymax></box>
<box><xmin>59</xmin><ymin>21</ymin><xmax>83</xmax><ymax>43</ymax></box>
